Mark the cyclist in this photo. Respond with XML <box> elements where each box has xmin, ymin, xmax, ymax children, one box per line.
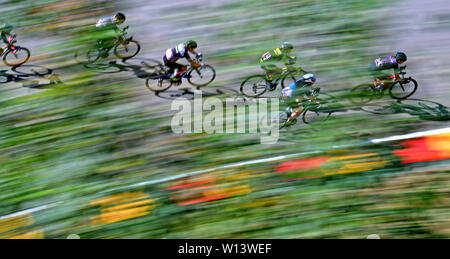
<box><xmin>0</xmin><ymin>24</ymin><xmax>15</xmax><ymax>56</ymax></box>
<box><xmin>163</xmin><ymin>40</ymin><xmax>202</xmax><ymax>83</ymax></box>
<box><xmin>281</xmin><ymin>73</ymin><xmax>317</xmax><ymax>124</ymax></box>
<box><xmin>369</xmin><ymin>52</ymin><xmax>407</xmax><ymax>90</ymax></box>
<box><xmin>260</xmin><ymin>42</ymin><xmax>299</xmax><ymax>89</ymax></box>
<box><xmin>95</xmin><ymin>12</ymin><xmax>126</xmax><ymax>52</ymax></box>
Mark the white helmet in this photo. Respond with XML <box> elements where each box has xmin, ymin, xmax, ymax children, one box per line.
<box><xmin>302</xmin><ymin>73</ymin><xmax>316</xmax><ymax>84</ymax></box>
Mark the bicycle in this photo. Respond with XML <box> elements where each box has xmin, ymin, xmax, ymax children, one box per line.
<box><xmin>276</xmin><ymin>88</ymin><xmax>337</xmax><ymax>129</ymax></box>
<box><xmin>75</xmin><ymin>26</ymin><xmax>141</xmax><ymax>64</ymax></box>
<box><xmin>1</xmin><ymin>37</ymin><xmax>31</xmax><ymax>67</ymax></box>
<box><xmin>350</xmin><ymin>65</ymin><xmax>418</xmax><ymax>105</ymax></box>
<box><xmin>145</xmin><ymin>53</ymin><xmax>216</xmax><ymax>92</ymax></box>
<box><xmin>240</xmin><ymin>67</ymin><xmax>306</xmax><ymax>98</ymax></box>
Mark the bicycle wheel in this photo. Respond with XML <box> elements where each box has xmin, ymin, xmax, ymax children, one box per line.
<box><xmin>281</xmin><ymin>72</ymin><xmax>298</xmax><ymax>88</ymax></box>
<box><xmin>3</xmin><ymin>47</ymin><xmax>30</xmax><ymax>67</ymax></box>
<box><xmin>74</xmin><ymin>47</ymin><xmax>97</xmax><ymax>64</ymax></box>
<box><xmin>240</xmin><ymin>75</ymin><xmax>268</xmax><ymax>97</ymax></box>
<box><xmin>187</xmin><ymin>65</ymin><xmax>216</xmax><ymax>87</ymax></box>
<box><xmin>146</xmin><ymin>74</ymin><xmax>172</xmax><ymax>92</ymax></box>
<box><xmin>114</xmin><ymin>40</ymin><xmax>140</xmax><ymax>60</ymax></box>
<box><xmin>302</xmin><ymin>108</ymin><xmax>331</xmax><ymax>125</ymax></box>
<box><xmin>350</xmin><ymin>84</ymin><xmax>374</xmax><ymax>105</ymax></box>
<box><xmin>389</xmin><ymin>78</ymin><xmax>418</xmax><ymax>100</ymax></box>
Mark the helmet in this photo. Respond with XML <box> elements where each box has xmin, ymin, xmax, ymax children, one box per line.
<box><xmin>302</xmin><ymin>73</ymin><xmax>316</xmax><ymax>84</ymax></box>
<box><xmin>281</xmin><ymin>42</ymin><xmax>293</xmax><ymax>52</ymax></box>
<box><xmin>185</xmin><ymin>40</ymin><xmax>198</xmax><ymax>49</ymax></box>
<box><xmin>114</xmin><ymin>12</ymin><xmax>126</xmax><ymax>23</ymax></box>
<box><xmin>0</xmin><ymin>24</ymin><xmax>13</xmax><ymax>33</ymax></box>
<box><xmin>395</xmin><ymin>52</ymin><xmax>407</xmax><ymax>62</ymax></box>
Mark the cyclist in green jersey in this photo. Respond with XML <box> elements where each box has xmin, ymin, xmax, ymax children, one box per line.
<box><xmin>260</xmin><ymin>42</ymin><xmax>298</xmax><ymax>88</ymax></box>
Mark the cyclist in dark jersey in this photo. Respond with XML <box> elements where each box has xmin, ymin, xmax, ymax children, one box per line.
<box><xmin>281</xmin><ymin>73</ymin><xmax>317</xmax><ymax>123</ymax></box>
<box><xmin>369</xmin><ymin>52</ymin><xmax>407</xmax><ymax>89</ymax></box>
<box><xmin>163</xmin><ymin>40</ymin><xmax>202</xmax><ymax>83</ymax></box>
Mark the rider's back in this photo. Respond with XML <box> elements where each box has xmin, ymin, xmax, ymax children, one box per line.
<box><xmin>372</xmin><ymin>56</ymin><xmax>399</xmax><ymax>70</ymax></box>
<box><xmin>165</xmin><ymin>43</ymin><xmax>190</xmax><ymax>62</ymax></box>
<box><xmin>260</xmin><ymin>48</ymin><xmax>284</xmax><ymax>64</ymax></box>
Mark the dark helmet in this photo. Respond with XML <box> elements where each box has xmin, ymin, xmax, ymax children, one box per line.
<box><xmin>114</xmin><ymin>12</ymin><xmax>126</xmax><ymax>22</ymax></box>
<box><xmin>185</xmin><ymin>40</ymin><xmax>198</xmax><ymax>49</ymax></box>
<box><xmin>395</xmin><ymin>52</ymin><xmax>407</xmax><ymax>62</ymax></box>
<box><xmin>0</xmin><ymin>24</ymin><xmax>13</xmax><ymax>33</ymax></box>
<box><xmin>281</xmin><ymin>42</ymin><xmax>293</xmax><ymax>52</ymax></box>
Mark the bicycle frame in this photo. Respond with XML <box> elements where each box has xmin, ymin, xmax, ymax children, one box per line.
<box><xmin>2</xmin><ymin>37</ymin><xmax>18</xmax><ymax>56</ymax></box>
<box><xmin>378</xmin><ymin>65</ymin><xmax>409</xmax><ymax>91</ymax></box>
<box><xmin>267</xmin><ymin>67</ymin><xmax>301</xmax><ymax>84</ymax></box>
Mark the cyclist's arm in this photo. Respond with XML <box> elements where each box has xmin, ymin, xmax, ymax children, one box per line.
<box><xmin>283</xmin><ymin>55</ymin><xmax>300</xmax><ymax>72</ymax></box>
<box><xmin>186</xmin><ymin>52</ymin><xmax>201</xmax><ymax>68</ymax></box>
<box><xmin>188</xmin><ymin>59</ymin><xmax>201</xmax><ymax>68</ymax></box>
<box><xmin>305</xmin><ymin>87</ymin><xmax>317</xmax><ymax>102</ymax></box>
<box><xmin>113</xmin><ymin>26</ymin><xmax>122</xmax><ymax>37</ymax></box>
<box><xmin>393</xmin><ymin>66</ymin><xmax>401</xmax><ymax>81</ymax></box>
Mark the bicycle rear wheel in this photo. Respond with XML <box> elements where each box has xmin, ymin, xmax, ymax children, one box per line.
<box><xmin>389</xmin><ymin>78</ymin><xmax>418</xmax><ymax>100</ymax></box>
<box><xmin>146</xmin><ymin>74</ymin><xmax>172</xmax><ymax>92</ymax></box>
<box><xmin>187</xmin><ymin>65</ymin><xmax>216</xmax><ymax>87</ymax></box>
<box><xmin>350</xmin><ymin>84</ymin><xmax>375</xmax><ymax>105</ymax></box>
<box><xmin>240</xmin><ymin>75</ymin><xmax>268</xmax><ymax>97</ymax></box>
<box><xmin>3</xmin><ymin>47</ymin><xmax>30</xmax><ymax>67</ymax></box>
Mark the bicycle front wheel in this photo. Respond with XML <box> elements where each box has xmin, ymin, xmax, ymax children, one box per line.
<box><xmin>3</xmin><ymin>47</ymin><xmax>30</xmax><ymax>67</ymax></box>
<box><xmin>187</xmin><ymin>65</ymin><xmax>216</xmax><ymax>87</ymax></box>
<box><xmin>240</xmin><ymin>75</ymin><xmax>267</xmax><ymax>97</ymax></box>
<box><xmin>389</xmin><ymin>78</ymin><xmax>418</xmax><ymax>100</ymax></box>
<box><xmin>302</xmin><ymin>109</ymin><xmax>331</xmax><ymax>125</ymax></box>
<box><xmin>281</xmin><ymin>72</ymin><xmax>299</xmax><ymax>88</ymax></box>
<box><xmin>114</xmin><ymin>40</ymin><xmax>141</xmax><ymax>60</ymax></box>
<box><xmin>146</xmin><ymin>74</ymin><xmax>172</xmax><ymax>92</ymax></box>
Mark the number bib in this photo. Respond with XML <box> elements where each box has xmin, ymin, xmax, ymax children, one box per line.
<box><xmin>262</xmin><ymin>52</ymin><xmax>272</xmax><ymax>61</ymax></box>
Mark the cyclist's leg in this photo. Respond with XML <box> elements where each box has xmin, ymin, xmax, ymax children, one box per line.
<box><xmin>163</xmin><ymin>56</ymin><xmax>174</xmax><ymax>74</ymax></box>
<box><xmin>165</xmin><ymin>61</ymin><xmax>185</xmax><ymax>82</ymax></box>
<box><xmin>262</xmin><ymin>63</ymin><xmax>282</xmax><ymax>90</ymax></box>
<box><xmin>369</xmin><ymin>63</ymin><xmax>382</xmax><ymax>88</ymax></box>
<box><xmin>369</xmin><ymin>63</ymin><xmax>393</xmax><ymax>89</ymax></box>
<box><xmin>261</xmin><ymin>63</ymin><xmax>277</xmax><ymax>81</ymax></box>
<box><xmin>286</xmin><ymin>96</ymin><xmax>304</xmax><ymax>122</ymax></box>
